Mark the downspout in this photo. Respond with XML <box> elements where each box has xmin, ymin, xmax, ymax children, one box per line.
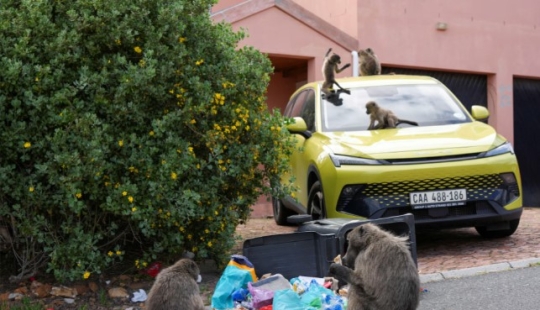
<box><xmin>351</xmin><ymin>50</ymin><xmax>359</xmax><ymax>77</ymax></box>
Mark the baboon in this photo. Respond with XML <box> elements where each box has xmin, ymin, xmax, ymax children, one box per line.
<box><xmin>365</xmin><ymin>101</ymin><xmax>418</xmax><ymax>130</ymax></box>
<box><xmin>328</xmin><ymin>223</ymin><xmax>420</xmax><ymax>310</ymax></box>
<box><xmin>322</xmin><ymin>48</ymin><xmax>351</xmax><ymax>98</ymax></box>
<box><xmin>358</xmin><ymin>48</ymin><xmax>381</xmax><ymax>76</ymax></box>
<box><xmin>145</xmin><ymin>258</ymin><xmax>205</xmax><ymax>310</ymax></box>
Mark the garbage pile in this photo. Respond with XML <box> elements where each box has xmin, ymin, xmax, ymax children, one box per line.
<box><xmin>211</xmin><ymin>255</ymin><xmax>347</xmax><ymax>310</ymax></box>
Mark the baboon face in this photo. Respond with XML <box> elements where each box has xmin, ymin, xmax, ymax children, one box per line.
<box><xmin>329</xmin><ymin>54</ymin><xmax>341</xmax><ymax>64</ymax></box>
<box><xmin>365</xmin><ymin>101</ymin><xmax>376</xmax><ymax>114</ymax></box>
<box><xmin>342</xmin><ymin>225</ymin><xmax>371</xmax><ymax>268</ymax></box>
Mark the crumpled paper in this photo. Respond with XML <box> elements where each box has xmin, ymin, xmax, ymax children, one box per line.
<box><xmin>131</xmin><ymin>289</ymin><xmax>147</xmax><ymax>302</ymax></box>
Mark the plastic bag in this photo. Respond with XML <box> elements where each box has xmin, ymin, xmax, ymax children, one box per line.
<box><xmin>300</xmin><ymin>279</ymin><xmax>336</xmax><ymax>309</ymax></box>
<box><xmin>211</xmin><ymin>255</ymin><xmax>258</xmax><ymax>310</ymax></box>
<box><xmin>272</xmin><ymin>289</ymin><xmax>305</xmax><ymax>310</ymax></box>
<box><xmin>249</xmin><ymin>274</ymin><xmax>292</xmax><ymax>309</ymax></box>
<box><xmin>248</xmin><ymin>283</ymin><xmax>275</xmax><ymax>309</ymax></box>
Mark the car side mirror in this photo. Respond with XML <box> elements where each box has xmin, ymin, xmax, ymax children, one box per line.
<box><xmin>471</xmin><ymin>105</ymin><xmax>489</xmax><ymax>122</ymax></box>
<box><xmin>287</xmin><ymin>117</ymin><xmax>312</xmax><ymax>139</ymax></box>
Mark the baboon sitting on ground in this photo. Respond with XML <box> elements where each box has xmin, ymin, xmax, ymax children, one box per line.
<box><xmin>328</xmin><ymin>223</ymin><xmax>420</xmax><ymax>310</ymax></box>
<box><xmin>145</xmin><ymin>258</ymin><xmax>205</xmax><ymax>310</ymax></box>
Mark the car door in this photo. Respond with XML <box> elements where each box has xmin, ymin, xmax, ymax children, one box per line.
<box><xmin>287</xmin><ymin>88</ymin><xmax>316</xmax><ymax>208</ymax></box>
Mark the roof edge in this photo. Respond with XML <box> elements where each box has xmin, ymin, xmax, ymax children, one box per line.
<box><xmin>211</xmin><ymin>0</ymin><xmax>358</xmax><ymax>52</ymax></box>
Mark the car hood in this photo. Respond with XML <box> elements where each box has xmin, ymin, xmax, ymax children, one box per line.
<box><xmin>322</xmin><ymin>122</ymin><xmax>505</xmax><ymax>160</ymax></box>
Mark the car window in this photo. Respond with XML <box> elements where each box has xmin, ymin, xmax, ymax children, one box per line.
<box><xmin>287</xmin><ymin>91</ymin><xmax>308</xmax><ymax>118</ymax></box>
<box><xmin>301</xmin><ymin>90</ymin><xmax>316</xmax><ymax>132</ymax></box>
<box><xmin>320</xmin><ymin>84</ymin><xmax>471</xmax><ymax>132</ymax></box>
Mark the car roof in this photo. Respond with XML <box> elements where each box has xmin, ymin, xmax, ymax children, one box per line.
<box><xmin>301</xmin><ymin>74</ymin><xmax>440</xmax><ymax>90</ymax></box>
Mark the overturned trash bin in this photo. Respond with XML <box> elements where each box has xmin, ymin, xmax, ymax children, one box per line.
<box><xmin>242</xmin><ymin>213</ymin><xmax>416</xmax><ymax>280</ymax></box>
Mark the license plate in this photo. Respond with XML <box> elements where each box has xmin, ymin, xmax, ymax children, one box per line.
<box><xmin>409</xmin><ymin>189</ymin><xmax>467</xmax><ymax>209</ymax></box>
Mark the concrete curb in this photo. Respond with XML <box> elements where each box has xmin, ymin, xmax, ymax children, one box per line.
<box><xmin>419</xmin><ymin>257</ymin><xmax>540</xmax><ymax>283</ymax></box>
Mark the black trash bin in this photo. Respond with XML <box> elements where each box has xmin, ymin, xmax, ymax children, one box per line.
<box><xmin>243</xmin><ymin>213</ymin><xmax>416</xmax><ymax>280</ymax></box>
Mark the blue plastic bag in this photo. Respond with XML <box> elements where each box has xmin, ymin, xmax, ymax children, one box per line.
<box><xmin>300</xmin><ymin>279</ymin><xmax>334</xmax><ymax>308</ymax></box>
<box><xmin>272</xmin><ymin>289</ymin><xmax>305</xmax><ymax>310</ymax></box>
<box><xmin>211</xmin><ymin>255</ymin><xmax>258</xmax><ymax>309</ymax></box>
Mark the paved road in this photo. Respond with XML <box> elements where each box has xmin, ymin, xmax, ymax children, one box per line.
<box><xmin>418</xmin><ymin>265</ymin><xmax>540</xmax><ymax>310</ymax></box>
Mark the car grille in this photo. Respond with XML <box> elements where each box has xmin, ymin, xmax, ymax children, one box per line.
<box><xmin>337</xmin><ymin>174</ymin><xmax>519</xmax><ymax>219</ymax></box>
<box><xmin>362</xmin><ymin>174</ymin><xmax>502</xmax><ymax>208</ymax></box>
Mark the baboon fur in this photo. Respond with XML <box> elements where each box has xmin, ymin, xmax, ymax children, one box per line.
<box><xmin>329</xmin><ymin>223</ymin><xmax>420</xmax><ymax>310</ymax></box>
<box><xmin>358</xmin><ymin>48</ymin><xmax>381</xmax><ymax>76</ymax></box>
<box><xmin>145</xmin><ymin>258</ymin><xmax>205</xmax><ymax>310</ymax></box>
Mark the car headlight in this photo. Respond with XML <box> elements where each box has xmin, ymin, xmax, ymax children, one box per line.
<box><xmin>329</xmin><ymin>154</ymin><xmax>383</xmax><ymax>167</ymax></box>
<box><xmin>481</xmin><ymin>142</ymin><xmax>514</xmax><ymax>158</ymax></box>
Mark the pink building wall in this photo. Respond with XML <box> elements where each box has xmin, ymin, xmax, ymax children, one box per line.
<box><xmin>356</xmin><ymin>0</ymin><xmax>540</xmax><ymax>143</ymax></box>
<box><xmin>293</xmin><ymin>0</ymin><xmax>358</xmax><ymax>38</ymax></box>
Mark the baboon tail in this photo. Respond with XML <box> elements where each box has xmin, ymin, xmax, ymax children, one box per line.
<box><xmin>397</xmin><ymin>120</ymin><xmax>418</xmax><ymax>126</ymax></box>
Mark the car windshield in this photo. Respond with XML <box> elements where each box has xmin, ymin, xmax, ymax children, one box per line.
<box><xmin>321</xmin><ymin>83</ymin><xmax>471</xmax><ymax>132</ymax></box>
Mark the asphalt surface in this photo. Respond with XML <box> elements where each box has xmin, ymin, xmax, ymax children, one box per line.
<box><xmin>419</xmin><ymin>264</ymin><xmax>540</xmax><ymax>310</ymax></box>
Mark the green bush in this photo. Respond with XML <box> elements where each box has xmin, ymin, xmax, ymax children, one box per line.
<box><xmin>0</xmin><ymin>0</ymin><xmax>294</xmax><ymax>282</ymax></box>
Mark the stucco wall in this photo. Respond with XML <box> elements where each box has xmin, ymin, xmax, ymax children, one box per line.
<box><xmin>357</xmin><ymin>0</ymin><xmax>540</xmax><ymax>143</ymax></box>
<box><xmin>292</xmin><ymin>0</ymin><xmax>358</xmax><ymax>39</ymax></box>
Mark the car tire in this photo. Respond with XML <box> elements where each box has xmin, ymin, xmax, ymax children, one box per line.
<box><xmin>475</xmin><ymin>219</ymin><xmax>520</xmax><ymax>238</ymax></box>
<box><xmin>308</xmin><ymin>181</ymin><xmax>326</xmax><ymax>220</ymax></box>
<box><xmin>272</xmin><ymin>197</ymin><xmax>294</xmax><ymax>226</ymax></box>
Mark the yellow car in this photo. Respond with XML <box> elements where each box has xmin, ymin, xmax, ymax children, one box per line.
<box><xmin>274</xmin><ymin>75</ymin><xmax>523</xmax><ymax>238</ymax></box>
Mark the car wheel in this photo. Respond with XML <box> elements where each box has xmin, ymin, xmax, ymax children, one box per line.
<box><xmin>475</xmin><ymin>219</ymin><xmax>520</xmax><ymax>238</ymax></box>
<box><xmin>308</xmin><ymin>181</ymin><xmax>326</xmax><ymax>220</ymax></box>
<box><xmin>272</xmin><ymin>197</ymin><xmax>294</xmax><ymax>226</ymax></box>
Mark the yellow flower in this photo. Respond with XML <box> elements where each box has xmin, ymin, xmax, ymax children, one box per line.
<box><xmin>190</xmin><ymin>119</ymin><xmax>196</xmax><ymax>124</ymax></box>
<box><xmin>207</xmin><ymin>241</ymin><xmax>213</xmax><ymax>247</ymax></box>
<box><xmin>139</xmin><ymin>59</ymin><xmax>146</xmax><ymax>67</ymax></box>
<box><xmin>24</xmin><ymin>142</ymin><xmax>31</xmax><ymax>148</ymax></box>
<box><xmin>29</xmin><ymin>186</ymin><xmax>34</xmax><ymax>192</ymax></box>
<box><xmin>76</xmin><ymin>193</ymin><xmax>82</xmax><ymax>199</ymax></box>
<box><xmin>118</xmin><ymin>140</ymin><xmax>124</xmax><ymax>147</ymax></box>
<box><xmin>187</xmin><ymin>234</ymin><xmax>192</xmax><ymax>240</ymax></box>
<box><xmin>179</xmin><ymin>37</ymin><xmax>186</xmax><ymax>43</ymax></box>
<box><xmin>195</xmin><ymin>59</ymin><xmax>204</xmax><ymax>65</ymax></box>
<box><xmin>149</xmin><ymin>131</ymin><xmax>155</xmax><ymax>136</ymax></box>
<box><xmin>116</xmin><ymin>250</ymin><xmax>122</xmax><ymax>256</ymax></box>
<box><xmin>134</xmin><ymin>46</ymin><xmax>142</xmax><ymax>54</ymax></box>
<box><xmin>108</xmin><ymin>251</ymin><xmax>113</xmax><ymax>257</ymax></box>
<box><xmin>142</xmin><ymin>262</ymin><xmax>148</xmax><ymax>267</ymax></box>
<box><xmin>122</xmin><ymin>191</ymin><xmax>127</xmax><ymax>196</ymax></box>
<box><xmin>115</xmin><ymin>39</ymin><xmax>121</xmax><ymax>45</ymax></box>
<box><xmin>128</xmin><ymin>196</ymin><xmax>134</xmax><ymax>203</ymax></box>
<box><xmin>132</xmin><ymin>207</ymin><xmax>137</xmax><ymax>212</ymax></box>
<box><xmin>83</xmin><ymin>271</ymin><xmax>91</xmax><ymax>279</ymax></box>
<box><xmin>171</xmin><ymin>172</ymin><xmax>177</xmax><ymax>180</ymax></box>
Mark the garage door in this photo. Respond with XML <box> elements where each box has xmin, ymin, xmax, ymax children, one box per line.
<box><xmin>514</xmin><ymin>78</ymin><xmax>540</xmax><ymax>206</ymax></box>
<box><xmin>382</xmin><ymin>67</ymin><xmax>487</xmax><ymax>110</ymax></box>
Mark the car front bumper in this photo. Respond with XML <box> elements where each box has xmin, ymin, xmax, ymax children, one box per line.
<box><xmin>322</xmin><ymin>152</ymin><xmax>523</xmax><ymax>227</ymax></box>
